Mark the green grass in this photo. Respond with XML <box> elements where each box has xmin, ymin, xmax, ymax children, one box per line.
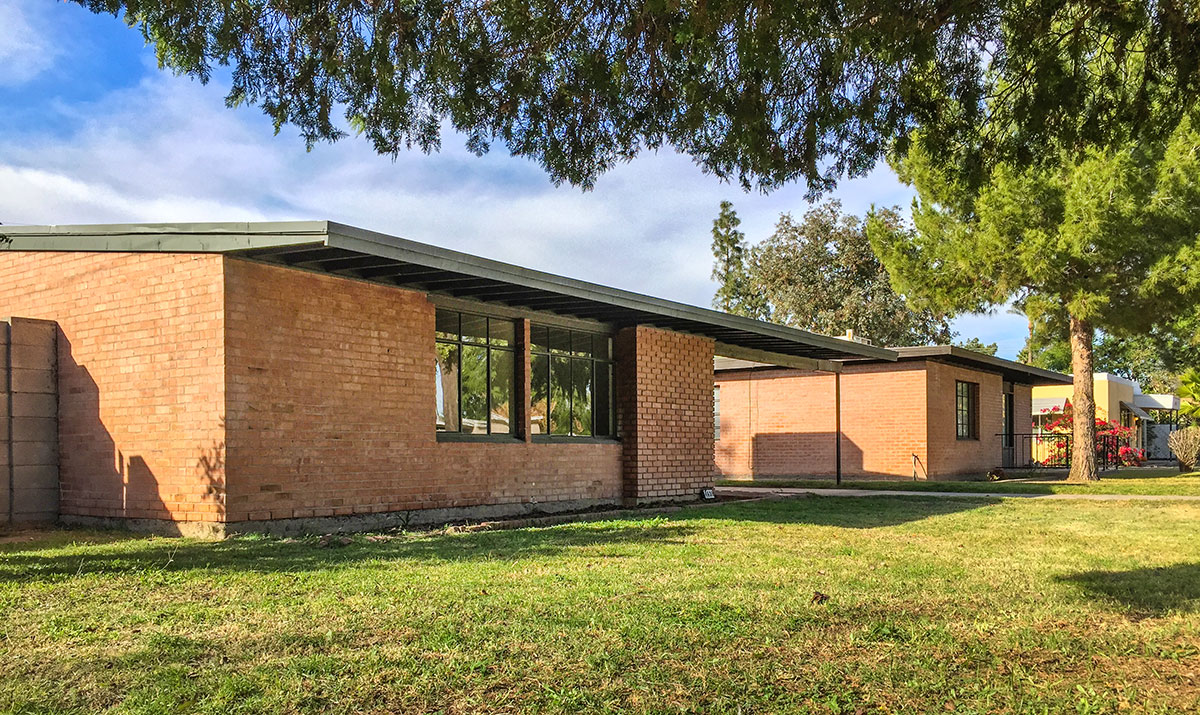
<box><xmin>720</xmin><ymin>468</ymin><xmax>1200</xmax><ymax>496</ymax></box>
<box><xmin>3</xmin><ymin>497</ymin><xmax>1200</xmax><ymax>713</ymax></box>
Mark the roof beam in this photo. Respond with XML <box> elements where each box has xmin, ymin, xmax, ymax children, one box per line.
<box><xmin>714</xmin><ymin>342</ymin><xmax>840</xmax><ymax>373</ymax></box>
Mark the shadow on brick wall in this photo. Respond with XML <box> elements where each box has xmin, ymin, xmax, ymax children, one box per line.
<box><xmin>748</xmin><ymin>432</ymin><xmax>861</xmax><ymax>478</ymax></box>
<box><xmin>717</xmin><ymin>432</ymin><xmax>930</xmax><ymax>481</ymax></box>
<box><xmin>60</xmin><ymin>334</ymin><xmax>169</xmax><ymax>527</ymax></box>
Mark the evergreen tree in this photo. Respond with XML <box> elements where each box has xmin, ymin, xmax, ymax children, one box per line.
<box><xmin>74</xmin><ymin>1</ymin><xmax>1200</xmax><ymax>193</ymax></box>
<box><xmin>870</xmin><ymin>120</ymin><xmax>1200</xmax><ymax>482</ymax></box>
<box><xmin>955</xmin><ymin>338</ymin><xmax>998</xmax><ymax>356</ymax></box>
<box><xmin>710</xmin><ymin>202</ymin><xmax>767</xmax><ymax>319</ymax></box>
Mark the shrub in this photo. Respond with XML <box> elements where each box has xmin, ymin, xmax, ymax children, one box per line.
<box><xmin>1117</xmin><ymin>445</ymin><xmax>1146</xmax><ymax>467</ymax></box>
<box><xmin>1168</xmin><ymin>427</ymin><xmax>1200</xmax><ymax>470</ymax></box>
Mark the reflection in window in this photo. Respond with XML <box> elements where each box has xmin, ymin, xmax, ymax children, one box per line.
<box><xmin>435</xmin><ymin>309</ymin><xmax>515</xmax><ymax>435</ymax></box>
<box><xmin>530</xmin><ymin>324</ymin><xmax>613</xmax><ymax>437</ymax></box>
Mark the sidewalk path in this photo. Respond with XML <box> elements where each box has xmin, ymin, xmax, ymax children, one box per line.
<box><xmin>715</xmin><ymin>486</ymin><xmax>1200</xmax><ymax>502</ymax></box>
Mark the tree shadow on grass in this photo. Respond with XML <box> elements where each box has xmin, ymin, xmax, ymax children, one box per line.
<box><xmin>703</xmin><ymin>494</ymin><xmax>1003</xmax><ymax>529</ymax></box>
<box><xmin>0</xmin><ymin>520</ymin><xmax>696</xmax><ymax>584</ymax></box>
<box><xmin>1057</xmin><ymin>563</ymin><xmax>1200</xmax><ymax>616</ymax></box>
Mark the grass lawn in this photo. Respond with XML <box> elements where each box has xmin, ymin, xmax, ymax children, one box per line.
<box><xmin>3</xmin><ymin>497</ymin><xmax>1200</xmax><ymax>713</ymax></box>
<box><xmin>719</xmin><ymin>468</ymin><xmax>1200</xmax><ymax>496</ymax></box>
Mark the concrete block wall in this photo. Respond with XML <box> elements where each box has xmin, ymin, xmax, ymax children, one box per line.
<box><xmin>2</xmin><ymin>317</ymin><xmax>59</xmax><ymax>525</ymax></box>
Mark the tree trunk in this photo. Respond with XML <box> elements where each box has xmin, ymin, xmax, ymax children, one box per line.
<box><xmin>1068</xmin><ymin>316</ymin><xmax>1098</xmax><ymax>483</ymax></box>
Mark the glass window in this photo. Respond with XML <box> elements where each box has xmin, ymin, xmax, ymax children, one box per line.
<box><xmin>435</xmin><ymin>308</ymin><xmax>516</xmax><ymax>436</ymax></box>
<box><xmin>956</xmin><ymin>381</ymin><xmax>979</xmax><ymax>440</ymax></box>
<box><xmin>531</xmin><ymin>353</ymin><xmax>549</xmax><ymax>435</ymax></box>
<box><xmin>531</xmin><ymin>324</ymin><xmax>614</xmax><ymax>437</ymax></box>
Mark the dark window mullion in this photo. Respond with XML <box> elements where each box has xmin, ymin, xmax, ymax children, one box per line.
<box><xmin>456</xmin><ymin>335</ymin><xmax>463</xmax><ymax>433</ymax></box>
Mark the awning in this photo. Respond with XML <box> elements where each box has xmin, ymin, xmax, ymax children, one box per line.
<box><xmin>1120</xmin><ymin>401</ymin><xmax>1153</xmax><ymax>421</ymax></box>
<box><xmin>1133</xmin><ymin>393</ymin><xmax>1180</xmax><ymax>411</ymax></box>
<box><xmin>0</xmin><ymin>221</ymin><xmax>897</xmax><ymax>368</ymax></box>
<box><xmin>1033</xmin><ymin>397</ymin><xmax>1069</xmax><ymax>414</ymax></box>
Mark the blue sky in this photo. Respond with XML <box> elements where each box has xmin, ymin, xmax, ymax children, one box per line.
<box><xmin>0</xmin><ymin>1</ymin><xmax>1028</xmax><ymax>356</ymax></box>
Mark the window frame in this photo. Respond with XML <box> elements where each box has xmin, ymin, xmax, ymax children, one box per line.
<box><xmin>955</xmin><ymin>380</ymin><xmax>980</xmax><ymax>441</ymax></box>
<box><xmin>435</xmin><ymin>309</ymin><xmax>518</xmax><ymax>439</ymax></box>
<box><xmin>529</xmin><ymin>324</ymin><xmax>616</xmax><ymax>440</ymax></box>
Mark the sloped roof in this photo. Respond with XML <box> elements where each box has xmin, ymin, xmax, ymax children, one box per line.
<box><xmin>0</xmin><ymin>221</ymin><xmax>896</xmax><ymax>363</ymax></box>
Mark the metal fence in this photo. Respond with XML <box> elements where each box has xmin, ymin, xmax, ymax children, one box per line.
<box><xmin>999</xmin><ymin>433</ymin><xmax>1128</xmax><ymax>471</ymax></box>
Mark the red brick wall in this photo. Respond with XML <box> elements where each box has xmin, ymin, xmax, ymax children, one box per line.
<box><xmin>0</xmin><ymin>252</ymin><xmax>226</xmax><ymax>523</ymax></box>
<box><xmin>715</xmin><ymin>362</ymin><xmax>928</xmax><ymax>479</ymax></box>
<box><xmin>924</xmin><ymin>360</ymin><xmax>1005</xmax><ymax>477</ymax></box>
<box><xmin>1013</xmin><ymin>384</ymin><xmax>1032</xmax><ymax>436</ymax></box>
<box><xmin>842</xmin><ymin>363</ymin><xmax>929</xmax><ymax>478</ymax></box>
<box><xmin>222</xmin><ymin>259</ymin><xmax>622</xmax><ymax>522</ymax></box>
<box><xmin>615</xmin><ymin>326</ymin><xmax>715</xmax><ymax>501</ymax></box>
<box><xmin>714</xmin><ymin>369</ymin><xmax>838</xmax><ymax>477</ymax></box>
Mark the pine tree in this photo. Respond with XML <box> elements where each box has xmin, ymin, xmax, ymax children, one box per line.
<box><xmin>870</xmin><ymin>121</ymin><xmax>1200</xmax><ymax>482</ymax></box>
<box><xmin>710</xmin><ymin>202</ymin><xmax>767</xmax><ymax>319</ymax></box>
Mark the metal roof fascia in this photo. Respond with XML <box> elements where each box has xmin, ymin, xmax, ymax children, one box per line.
<box><xmin>0</xmin><ymin>221</ymin><xmax>329</xmax><ymax>253</ymax></box>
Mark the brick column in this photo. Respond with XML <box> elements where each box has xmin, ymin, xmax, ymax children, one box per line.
<box><xmin>616</xmin><ymin>325</ymin><xmax>715</xmax><ymax>504</ymax></box>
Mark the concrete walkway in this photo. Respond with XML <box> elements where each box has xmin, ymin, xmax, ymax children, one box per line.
<box><xmin>715</xmin><ymin>486</ymin><xmax>1200</xmax><ymax>502</ymax></box>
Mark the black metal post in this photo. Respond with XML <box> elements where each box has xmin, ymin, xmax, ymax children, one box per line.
<box><xmin>835</xmin><ymin>371</ymin><xmax>842</xmax><ymax>485</ymax></box>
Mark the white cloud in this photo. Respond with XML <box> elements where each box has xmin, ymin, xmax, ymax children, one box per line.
<box><xmin>0</xmin><ymin>61</ymin><xmax>1025</xmax><ymax>354</ymax></box>
<box><xmin>0</xmin><ymin>1</ymin><xmax>58</xmax><ymax>86</ymax></box>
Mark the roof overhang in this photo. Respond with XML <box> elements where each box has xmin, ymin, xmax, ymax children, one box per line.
<box><xmin>1133</xmin><ymin>393</ymin><xmax>1180</xmax><ymax>411</ymax></box>
<box><xmin>0</xmin><ymin>221</ymin><xmax>895</xmax><ymax>364</ymax></box>
<box><xmin>875</xmin><ymin>346</ymin><xmax>1072</xmax><ymax>385</ymax></box>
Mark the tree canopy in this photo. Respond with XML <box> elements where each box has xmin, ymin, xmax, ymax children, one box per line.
<box><xmin>869</xmin><ymin>113</ymin><xmax>1200</xmax><ymax>480</ymax></box>
<box><xmin>710</xmin><ymin>200</ymin><xmax>953</xmax><ymax>345</ymax></box>
<box><xmin>955</xmin><ymin>337</ymin><xmax>999</xmax><ymax>356</ymax></box>
<box><xmin>76</xmin><ymin>0</ymin><xmax>1200</xmax><ymax>193</ymax></box>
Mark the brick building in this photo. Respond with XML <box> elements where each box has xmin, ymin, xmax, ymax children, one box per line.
<box><xmin>0</xmin><ymin>221</ymin><xmax>889</xmax><ymax>536</ymax></box>
<box><xmin>715</xmin><ymin>346</ymin><xmax>1071</xmax><ymax>481</ymax></box>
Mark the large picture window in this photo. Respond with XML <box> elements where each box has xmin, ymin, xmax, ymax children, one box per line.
<box><xmin>955</xmin><ymin>380</ymin><xmax>979</xmax><ymax>440</ymax></box>
<box><xmin>435</xmin><ymin>309</ymin><xmax>515</xmax><ymax>435</ymax></box>
<box><xmin>530</xmin><ymin>324</ymin><xmax>614</xmax><ymax>437</ymax></box>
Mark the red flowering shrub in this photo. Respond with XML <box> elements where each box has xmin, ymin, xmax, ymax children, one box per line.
<box><xmin>1117</xmin><ymin>445</ymin><xmax>1146</xmax><ymax>467</ymax></box>
<box><xmin>1035</xmin><ymin>404</ymin><xmax>1136</xmax><ymax>465</ymax></box>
